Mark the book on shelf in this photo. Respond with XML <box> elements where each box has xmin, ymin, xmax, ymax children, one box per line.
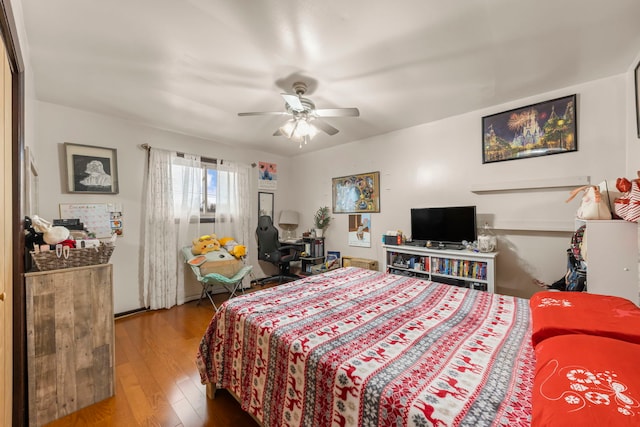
<box><xmin>432</xmin><ymin>257</ymin><xmax>487</xmax><ymax>280</ymax></box>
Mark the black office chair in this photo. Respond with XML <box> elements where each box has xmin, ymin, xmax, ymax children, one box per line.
<box><xmin>255</xmin><ymin>215</ymin><xmax>302</xmax><ymax>284</ymax></box>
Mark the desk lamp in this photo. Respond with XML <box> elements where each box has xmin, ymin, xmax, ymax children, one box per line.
<box><xmin>278</xmin><ymin>210</ymin><xmax>299</xmax><ymax>240</ymax></box>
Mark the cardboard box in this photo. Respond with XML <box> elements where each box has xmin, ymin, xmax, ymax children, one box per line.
<box><xmin>342</xmin><ymin>256</ymin><xmax>379</xmax><ymax>271</ymax></box>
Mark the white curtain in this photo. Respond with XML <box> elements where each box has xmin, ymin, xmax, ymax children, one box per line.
<box><xmin>215</xmin><ymin>160</ymin><xmax>251</xmax><ymax>248</ymax></box>
<box><xmin>143</xmin><ymin>148</ymin><xmax>201</xmax><ymax>310</ymax></box>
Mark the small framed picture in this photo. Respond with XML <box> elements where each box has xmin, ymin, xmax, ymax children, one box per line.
<box><xmin>65</xmin><ymin>143</ymin><xmax>119</xmax><ymax>194</ymax></box>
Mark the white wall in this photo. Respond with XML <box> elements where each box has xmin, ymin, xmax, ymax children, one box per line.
<box><xmin>27</xmin><ymin>70</ymin><xmax>640</xmax><ymax>310</ymax></box>
<box><xmin>32</xmin><ymin>101</ymin><xmax>293</xmax><ymax>313</ymax></box>
<box><xmin>291</xmin><ymin>74</ymin><xmax>637</xmax><ymax>298</ymax></box>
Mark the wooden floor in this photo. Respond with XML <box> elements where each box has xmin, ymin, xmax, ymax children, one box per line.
<box><xmin>44</xmin><ymin>285</ymin><xmax>275</xmax><ymax>427</ymax></box>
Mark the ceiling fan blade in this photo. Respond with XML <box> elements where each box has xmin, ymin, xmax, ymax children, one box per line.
<box><xmin>312</xmin><ymin>119</ymin><xmax>340</xmax><ymax>136</ymax></box>
<box><xmin>281</xmin><ymin>94</ymin><xmax>304</xmax><ymax>111</ymax></box>
<box><xmin>314</xmin><ymin>107</ymin><xmax>360</xmax><ymax>117</ymax></box>
<box><xmin>273</xmin><ymin>128</ymin><xmax>283</xmax><ymax>136</ymax></box>
<box><xmin>238</xmin><ymin>111</ymin><xmax>289</xmax><ymax>117</ymax></box>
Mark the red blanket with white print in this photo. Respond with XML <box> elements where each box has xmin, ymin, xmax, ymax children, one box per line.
<box><xmin>529</xmin><ymin>291</ymin><xmax>640</xmax><ymax>347</ymax></box>
<box><xmin>196</xmin><ymin>267</ymin><xmax>534</xmax><ymax>427</ymax></box>
<box><xmin>532</xmin><ymin>334</ymin><xmax>640</xmax><ymax>425</ymax></box>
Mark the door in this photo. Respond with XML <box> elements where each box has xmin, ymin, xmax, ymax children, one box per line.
<box><xmin>0</xmin><ymin>34</ymin><xmax>12</xmax><ymax>427</ymax></box>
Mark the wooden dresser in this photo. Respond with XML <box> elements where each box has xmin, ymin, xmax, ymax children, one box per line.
<box><xmin>25</xmin><ymin>264</ymin><xmax>114</xmax><ymax>426</ymax></box>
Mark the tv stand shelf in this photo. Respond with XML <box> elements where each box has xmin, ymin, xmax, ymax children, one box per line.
<box><xmin>382</xmin><ymin>244</ymin><xmax>497</xmax><ymax>293</ymax></box>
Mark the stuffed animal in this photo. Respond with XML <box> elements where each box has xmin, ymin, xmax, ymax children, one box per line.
<box><xmin>191</xmin><ymin>234</ymin><xmax>221</xmax><ymax>255</ymax></box>
<box><xmin>58</xmin><ymin>239</ymin><xmax>76</xmax><ymax>249</ymax></box>
<box><xmin>219</xmin><ymin>236</ymin><xmax>247</xmax><ymax>259</ymax></box>
<box><xmin>31</xmin><ymin>214</ymin><xmax>70</xmax><ymax>245</ymax></box>
<box><xmin>24</xmin><ymin>216</ymin><xmax>45</xmax><ymax>250</ymax></box>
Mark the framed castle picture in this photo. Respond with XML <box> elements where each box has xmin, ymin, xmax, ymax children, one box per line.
<box><xmin>65</xmin><ymin>143</ymin><xmax>119</xmax><ymax>194</ymax></box>
<box><xmin>482</xmin><ymin>94</ymin><xmax>577</xmax><ymax>164</ymax></box>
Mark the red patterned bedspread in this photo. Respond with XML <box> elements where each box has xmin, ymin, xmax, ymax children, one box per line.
<box><xmin>196</xmin><ymin>267</ymin><xmax>534</xmax><ymax>427</ymax></box>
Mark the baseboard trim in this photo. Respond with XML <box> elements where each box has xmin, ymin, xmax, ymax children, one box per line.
<box><xmin>115</xmin><ymin>307</ymin><xmax>148</xmax><ymax>319</ymax></box>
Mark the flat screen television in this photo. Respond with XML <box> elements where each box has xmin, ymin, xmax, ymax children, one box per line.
<box><xmin>410</xmin><ymin>206</ymin><xmax>477</xmax><ymax>246</ymax></box>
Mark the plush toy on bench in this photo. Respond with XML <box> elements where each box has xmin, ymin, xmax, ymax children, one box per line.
<box><xmin>191</xmin><ymin>234</ymin><xmax>221</xmax><ymax>255</ymax></box>
<box><xmin>218</xmin><ymin>237</ymin><xmax>247</xmax><ymax>259</ymax></box>
<box><xmin>200</xmin><ymin>250</ymin><xmax>242</xmax><ymax>278</ymax></box>
<box><xmin>189</xmin><ymin>234</ymin><xmax>244</xmax><ymax>277</ymax></box>
<box><xmin>187</xmin><ymin>249</ymin><xmax>242</xmax><ymax>278</ymax></box>
<box><xmin>182</xmin><ymin>244</ymin><xmax>253</xmax><ymax>310</ymax></box>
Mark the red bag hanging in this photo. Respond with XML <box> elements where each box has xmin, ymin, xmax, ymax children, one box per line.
<box><xmin>614</xmin><ymin>172</ymin><xmax>640</xmax><ymax>222</ymax></box>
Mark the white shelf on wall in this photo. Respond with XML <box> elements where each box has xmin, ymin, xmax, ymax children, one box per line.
<box><xmin>470</xmin><ymin>176</ymin><xmax>591</xmax><ymax>193</ymax></box>
<box><xmin>491</xmin><ymin>219</ymin><xmax>576</xmax><ymax>232</ymax></box>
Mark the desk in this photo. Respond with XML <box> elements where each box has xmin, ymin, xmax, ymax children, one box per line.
<box><xmin>280</xmin><ymin>238</ymin><xmax>304</xmax><ymax>245</ymax></box>
<box><xmin>277</xmin><ymin>239</ymin><xmax>305</xmax><ymax>276</ymax></box>
<box><xmin>278</xmin><ymin>239</ymin><xmax>325</xmax><ymax>275</ymax></box>
<box><xmin>300</xmin><ymin>236</ymin><xmax>325</xmax><ymax>275</ymax></box>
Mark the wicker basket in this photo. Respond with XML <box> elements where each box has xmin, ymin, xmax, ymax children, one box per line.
<box><xmin>30</xmin><ymin>244</ymin><xmax>115</xmax><ymax>271</ymax></box>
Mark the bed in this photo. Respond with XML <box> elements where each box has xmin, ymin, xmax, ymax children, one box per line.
<box><xmin>196</xmin><ymin>267</ymin><xmax>534</xmax><ymax>426</ymax></box>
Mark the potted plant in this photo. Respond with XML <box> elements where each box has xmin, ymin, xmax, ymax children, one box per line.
<box><xmin>314</xmin><ymin>206</ymin><xmax>331</xmax><ymax>237</ymax></box>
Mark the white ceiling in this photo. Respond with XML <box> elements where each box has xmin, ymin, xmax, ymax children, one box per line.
<box><xmin>19</xmin><ymin>0</ymin><xmax>640</xmax><ymax>157</ymax></box>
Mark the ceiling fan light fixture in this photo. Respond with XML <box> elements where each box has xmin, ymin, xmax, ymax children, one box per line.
<box><xmin>290</xmin><ymin>133</ymin><xmax>312</xmax><ymax>149</ymax></box>
<box><xmin>239</xmin><ymin>80</ymin><xmax>359</xmax><ymax>148</ymax></box>
<box><xmin>279</xmin><ymin>119</ymin><xmax>297</xmax><ymax>138</ymax></box>
<box><xmin>293</xmin><ymin>119</ymin><xmax>310</xmax><ymax>137</ymax></box>
<box><xmin>279</xmin><ymin>116</ymin><xmax>319</xmax><ymax>145</ymax></box>
<box><xmin>308</xmin><ymin>122</ymin><xmax>319</xmax><ymax>139</ymax></box>
<box><xmin>292</xmin><ymin>119</ymin><xmax>318</xmax><ymax>140</ymax></box>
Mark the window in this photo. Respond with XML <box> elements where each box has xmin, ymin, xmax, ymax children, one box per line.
<box><xmin>201</xmin><ymin>162</ymin><xmax>217</xmax><ymax>222</ymax></box>
<box><xmin>171</xmin><ymin>159</ymin><xmax>218</xmax><ymax>223</ymax></box>
<box><xmin>170</xmin><ymin>156</ymin><xmax>246</xmax><ymax>228</ymax></box>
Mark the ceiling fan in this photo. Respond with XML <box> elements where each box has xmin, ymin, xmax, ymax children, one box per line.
<box><xmin>238</xmin><ymin>82</ymin><xmax>360</xmax><ymax>147</ymax></box>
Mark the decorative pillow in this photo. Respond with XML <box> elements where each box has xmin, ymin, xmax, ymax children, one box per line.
<box><xmin>198</xmin><ymin>249</ymin><xmax>242</xmax><ymax>278</ymax></box>
<box><xmin>530</xmin><ymin>291</ymin><xmax>640</xmax><ymax>347</ymax></box>
<box><xmin>532</xmin><ymin>334</ymin><xmax>640</xmax><ymax>426</ymax></box>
